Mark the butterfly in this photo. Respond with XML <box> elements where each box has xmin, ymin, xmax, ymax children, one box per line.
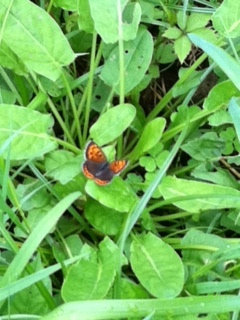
<box><xmin>82</xmin><ymin>141</ymin><xmax>128</xmax><ymax>186</ymax></box>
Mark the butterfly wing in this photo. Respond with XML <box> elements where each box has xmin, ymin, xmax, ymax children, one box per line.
<box><xmin>109</xmin><ymin>160</ymin><xmax>128</xmax><ymax>175</ymax></box>
<box><xmin>83</xmin><ymin>141</ymin><xmax>108</xmax><ymax>181</ymax></box>
<box><xmin>83</xmin><ymin>141</ymin><xmax>128</xmax><ymax>186</ymax></box>
<box><xmin>84</xmin><ymin>141</ymin><xmax>106</xmax><ymax>163</ymax></box>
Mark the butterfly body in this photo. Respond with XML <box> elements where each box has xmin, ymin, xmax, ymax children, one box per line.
<box><xmin>82</xmin><ymin>141</ymin><xmax>128</xmax><ymax>186</ymax></box>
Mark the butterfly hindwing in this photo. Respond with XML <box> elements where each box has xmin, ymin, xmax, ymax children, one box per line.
<box><xmin>109</xmin><ymin>160</ymin><xmax>128</xmax><ymax>174</ymax></box>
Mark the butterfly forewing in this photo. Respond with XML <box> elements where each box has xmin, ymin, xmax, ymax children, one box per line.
<box><xmin>85</xmin><ymin>141</ymin><xmax>106</xmax><ymax>163</ymax></box>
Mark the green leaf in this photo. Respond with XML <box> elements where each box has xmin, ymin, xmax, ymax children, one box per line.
<box><xmin>62</xmin><ymin>237</ymin><xmax>120</xmax><ymax>301</ymax></box>
<box><xmin>176</xmin><ymin>11</ymin><xmax>187</xmax><ymax>30</ymax></box>
<box><xmin>186</xmin><ymin>13</ymin><xmax>211</xmax><ymax>32</ymax></box>
<box><xmin>228</xmin><ymin>97</ymin><xmax>240</xmax><ymax>143</ymax></box>
<box><xmin>212</xmin><ymin>0</ymin><xmax>240</xmax><ymax>38</ymax></box>
<box><xmin>208</xmin><ymin>110</ymin><xmax>232</xmax><ymax>126</ymax></box>
<box><xmin>169</xmin><ymin>105</ymin><xmax>201</xmax><ymax>129</ymax></box>
<box><xmin>159</xmin><ymin>176</ymin><xmax>240</xmax><ymax>213</ymax></box>
<box><xmin>188</xmin><ymin>34</ymin><xmax>240</xmax><ymax>91</ymax></box>
<box><xmin>45</xmin><ymin>150</ymin><xmax>83</xmax><ymax>185</ymax></box>
<box><xmin>53</xmin><ymin>0</ymin><xmax>77</xmax><ymax>11</ymax></box>
<box><xmin>182</xmin><ymin>229</ymin><xmax>228</xmax><ymax>279</ymax></box>
<box><xmin>0</xmin><ymin>86</ymin><xmax>17</xmax><ymax>104</ymax></box>
<box><xmin>38</xmin><ymin>295</ymin><xmax>240</xmax><ymax>320</ymax></box>
<box><xmin>0</xmin><ymin>105</ymin><xmax>57</xmax><ymax>160</ymax></box>
<box><xmin>84</xmin><ymin>199</ymin><xmax>125</xmax><ymax>236</ymax></box>
<box><xmin>191</xmin><ymin>27</ymin><xmax>218</xmax><ymax>44</ymax></box>
<box><xmin>119</xmin><ymin>279</ymin><xmax>149</xmax><ymax>299</ymax></box>
<box><xmin>0</xmin><ymin>0</ymin><xmax>75</xmax><ymax>81</ymax></box>
<box><xmin>85</xmin><ymin>177</ymin><xmax>138</xmax><ymax>213</ymax></box>
<box><xmin>0</xmin><ymin>192</ymin><xmax>80</xmax><ymax>287</ymax></box>
<box><xmin>203</xmin><ymin>80</ymin><xmax>240</xmax><ymax>111</ymax></box>
<box><xmin>163</xmin><ymin>27</ymin><xmax>182</xmax><ymax>40</ymax></box>
<box><xmin>6</xmin><ymin>256</ymin><xmax>51</xmax><ymax>315</ymax></box>
<box><xmin>17</xmin><ymin>180</ymin><xmax>51</xmax><ymax>212</ymax></box>
<box><xmin>173</xmin><ymin>68</ymin><xmax>203</xmax><ymax>97</ymax></box>
<box><xmin>122</xmin><ymin>2</ymin><xmax>142</xmax><ymax>41</ymax></box>
<box><xmin>174</xmin><ymin>35</ymin><xmax>191</xmax><ymax>64</ymax></box>
<box><xmin>88</xmin><ymin>0</ymin><xmax>141</xmax><ymax>43</ymax></box>
<box><xmin>89</xmin><ymin>104</ymin><xmax>136</xmax><ymax>144</ymax></box>
<box><xmin>77</xmin><ymin>0</ymin><xmax>94</xmax><ymax>33</ymax></box>
<box><xmin>139</xmin><ymin>156</ymin><xmax>156</xmax><ymax>172</ymax></box>
<box><xmin>129</xmin><ymin>118</ymin><xmax>166</xmax><ymax>161</ymax></box>
<box><xmin>53</xmin><ymin>235</ymin><xmax>83</xmax><ymax>263</ymax></box>
<box><xmin>156</xmin><ymin>43</ymin><xmax>176</xmax><ymax>64</ymax></box>
<box><xmin>191</xmin><ymin>164</ymin><xmax>238</xmax><ymax>189</ymax></box>
<box><xmin>181</xmin><ymin>132</ymin><xmax>225</xmax><ymax>161</ymax></box>
<box><xmin>130</xmin><ymin>233</ymin><xmax>184</xmax><ymax>298</ymax></box>
<box><xmin>0</xmin><ymin>41</ymin><xmax>27</xmax><ymax>75</ymax></box>
<box><xmin>100</xmin><ymin>28</ymin><xmax>153</xmax><ymax>94</ymax></box>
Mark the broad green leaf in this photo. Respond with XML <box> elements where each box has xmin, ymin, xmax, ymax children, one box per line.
<box><xmin>88</xmin><ymin>0</ymin><xmax>141</xmax><ymax>43</ymax></box>
<box><xmin>176</xmin><ymin>11</ymin><xmax>186</xmax><ymax>30</ymax></box>
<box><xmin>0</xmin><ymin>105</ymin><xmax>57</xmax><ymax>160</ymax></box>
<box><xmin>130</xmin><ymin>233</ymin><xmax>184</xmax><ymax>298</ymax></box>
<box><xmin>159</xmin><ymin>176</ymin><xmax>240</xmax><ymax>213</ymax></box>
<box><xmin>17</xmin><ymin>180</ymin><xmax>51</xmax><ymax>212</ymax></box>
<box><xmin>100</xmin><ymin>28</ymin><xmax>153</xmax><ymax>94</ymax></box>
<box><xmin>89</xmin><ymin>104</ymin><xmax>136</xmax><ymax>144</ymax></box>
<box><xmin>208</xmin><ymin>110</ymin><xmax>232</xmax><ymax>126</ymax></box>
<box><xmin>0</xmin><ymin>192</ymin><xmax>80</xmax><ymax>287</ymax></box>
<box><xmin>156</xmin><ymin>43</ymin><xmax>176</xmax><ymax>64</ymax></box>
<box><xmin>203</xmin><ymin>80</ymin><xmax>240</xmax><ymax>111</ymax></box>
<box><xmin>53</xmin><ymin>175</ymin><xmax>85</xmax><ymax>198</ymax></box>
<box><xmin>182</xmin><ymin>229</ymin><xmax>228</xmax><ymax>263</ymax></box>
<box><xmin>182</xmin><ymin>230</ymin><xmax>229</xmax><ymax>282</ymax></box>
<box><xmin>62</xmin><ymin>237</ymin><xmax>120</xmax><ymax>301</ymax></box>
<box><xmin>53</xmin><ymin>0</ymin><xmax>77</xmax><ymax>11</ymax></box>
<box><xmin>77</xmin><ymin>0</ymin><xmax>94</xmax><ymax>33</ymax></box>
<box><xmin>221</xmin><ymin>209</ymin><xmax>240</xmax><ymax>234</ymax></box>
<box><xmin>0</xmin><ymin>86</ymin><xmax>17</xmax><ymax>104</ymax></box>
<box><xmin>119</xmin><ymin>279</ymin><xmax>149</xmax><ymax>299</ymax></box>
<box><xmin>228</xmin><ymin>97</ymin><xmax>240</xmax><ymax>143</ymax></box>
<box><xmin>91</xmin><ymin>80</ymin><xmax>113</xmax><ymax>112</ymax></box>
<box><xmin>5</xmin><ymin>256</ymin><xmax>51</xmax><ymax>315</ymax></box>
<box><xmin>0</xmin><ymin>41</ymin><xmax>27</xmax><ymax>75</ymax></box>
<box><xmin>84</xmin><ymin>199</ymin><xmax>125</xmax><ymax>235</ymax></box>
<box><xmin>174</xmin><ymin>35</ymin><xmax>191</xmax><ymax>64</ymax></box>
<box><xmin>0</xmin><ymin>0</ymin><xmax>75</xmax><ymax>81</ymax></box>
<box><xmin>45</xmin><ymin>150</ymin><xmax>83</xmax><ymax>184</ymax></box>
<box><xmin>163</xmin><ymin>27</ymin><xmax>182</xmax><ymax>40</ymax></box>
<box><xmin>122</xmin><ymin>2</ymin><xmax>142</xmax><ymax>41</ymax></box>
<box><xmin>212</xmin><ymin>0</ymin><xmax>240</xmax><ymax>38</ymax></box>
<box><xmin>169</xmin><ymin>105</ymin><xmax>201</xmax><ymax>129</ymax></box>
<box><xmin>173</xmin><ymin>69</ymin><xmax>203</xmax><ymax>97</ymax></box>
<box><xmin>181</xmin><ymin>132</ymin><xmax>225</xmax><ymax>161</ymax></box>
<box><xmin>186</xmin><ymin>13</ymin><xmax>211</xmax><ymax>32</ymax></box>
<box><xmin>191</xmin><ymin>164</ymin><xmax>238</xmax><ymax>189</ymax></box>
<box><xmin>188</xmin><ymin>34</ymin><xmax>240</xmax><ymax>91</ymax></box>
<box><xmin>191</xmin><ymin>27</ymin><xmax>218</xmax><ymax>44</ymax></box>
<box><xmin>129</xmin><ymin>118</ymin><xmax>166</xmax><ymax>161</ymax></box>
<box><xmin>85</xmin><ymin>177</ymin><xmax>138</xmax><ymax>213</ymax></box>
<box><xmin>0</xmin><ymin>256</ymin><xmax>80</xmax><ymax>303</ymax></box>
<box><xmin>53</xmin><ymin>235</ymin><xmax>83</xmax><ymax>264</ymax></box>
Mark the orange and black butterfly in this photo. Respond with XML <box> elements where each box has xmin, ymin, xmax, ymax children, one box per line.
<box><xmin>82</xmin><ymin>141</ymin><xmax>128</xmax><ymax>186</ymax></box>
